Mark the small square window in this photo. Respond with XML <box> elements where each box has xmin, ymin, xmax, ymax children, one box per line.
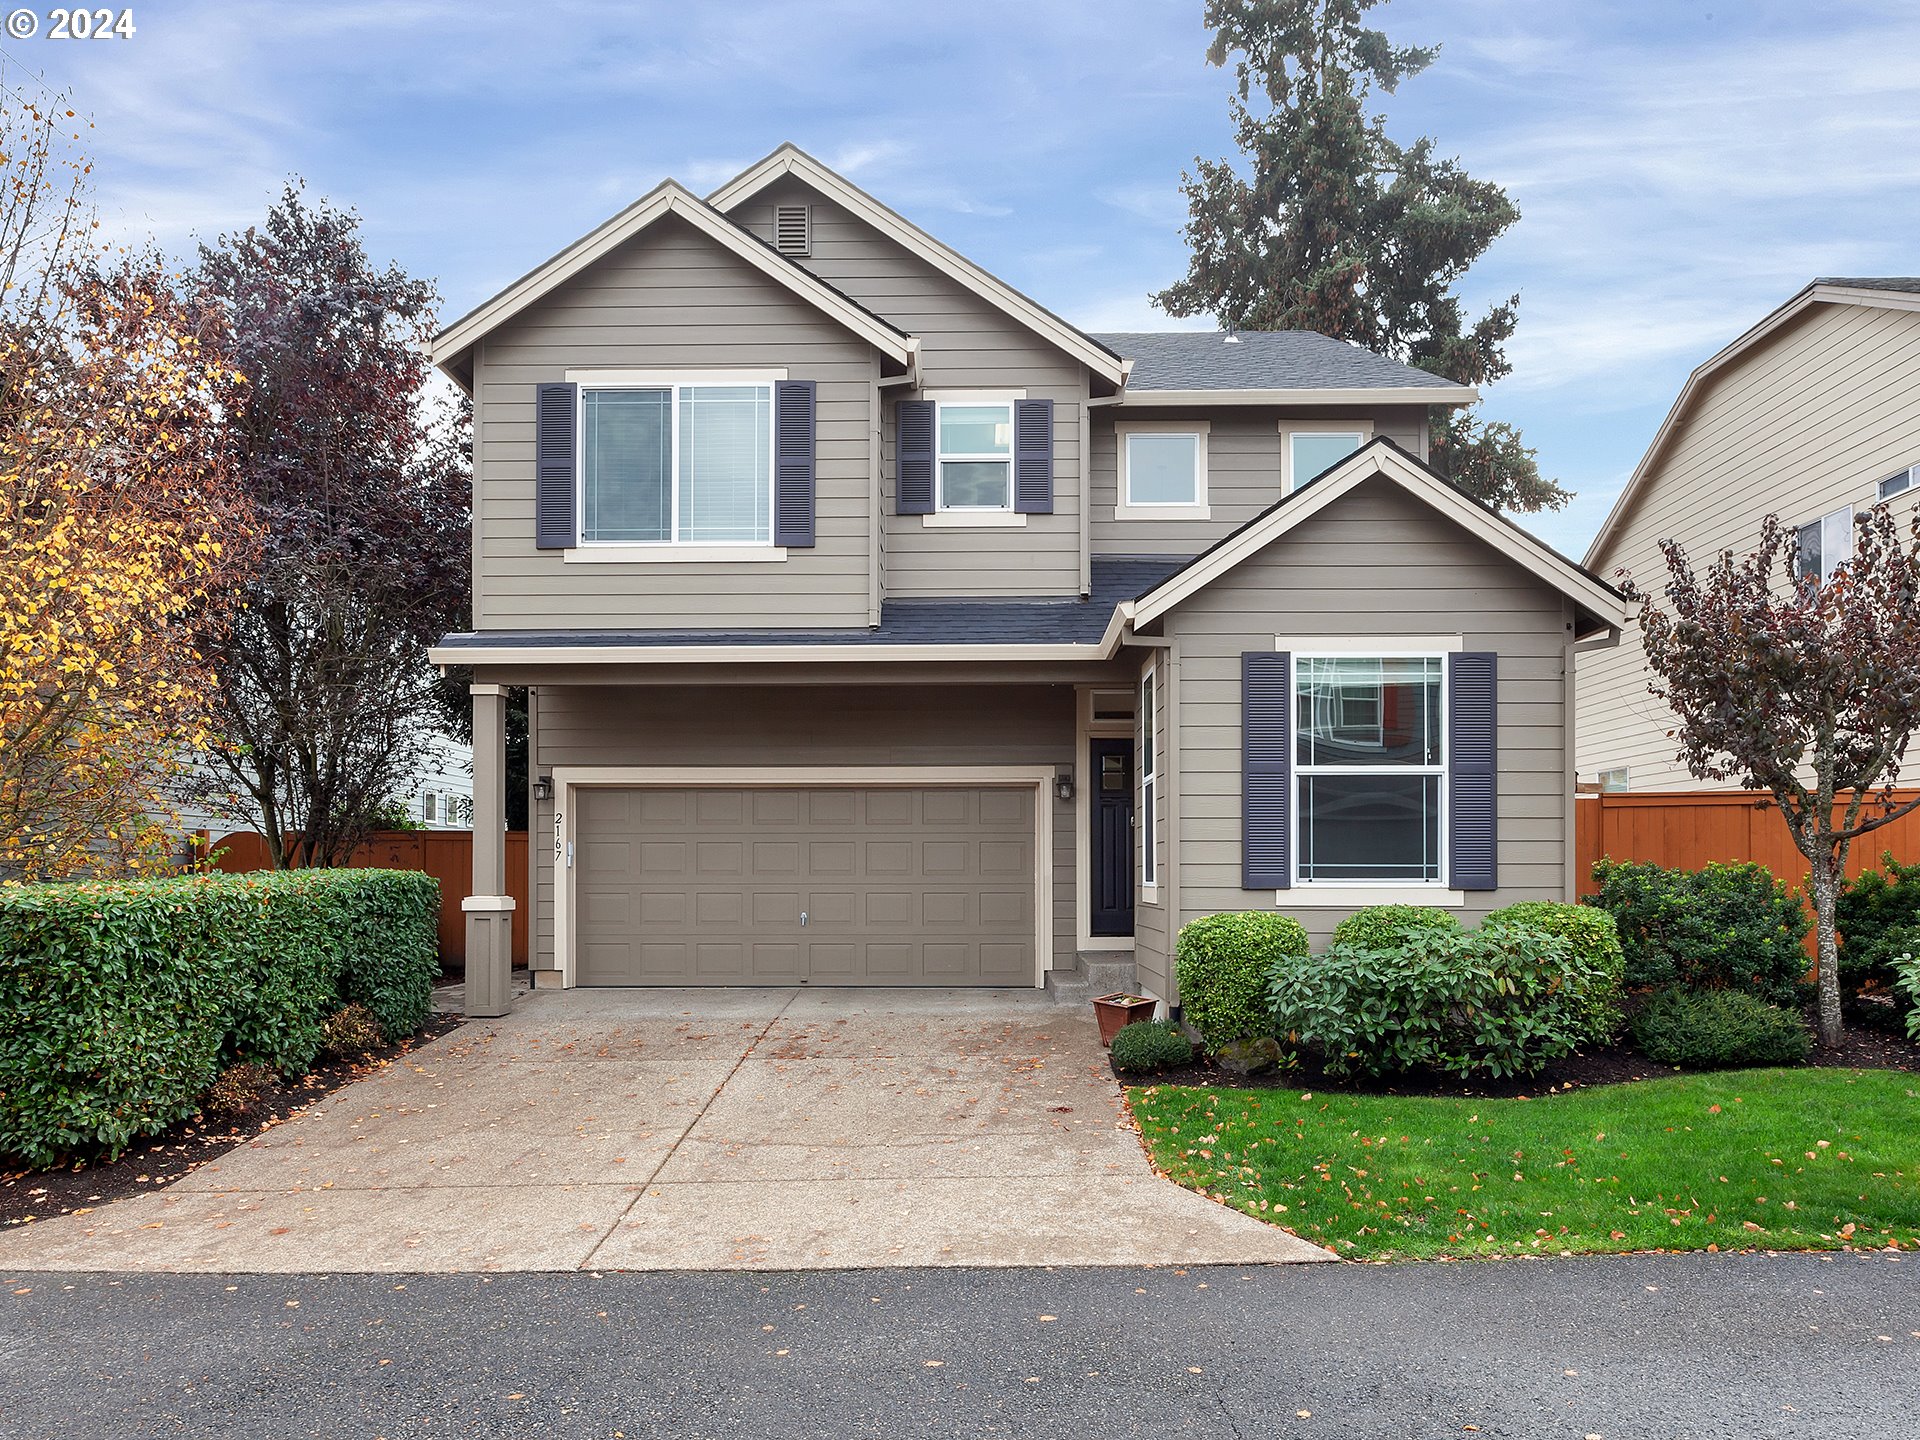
<box><xmin>1123</xmin><ymin>431</ymin><xmax>1203</xmax><ymax>506</ymax></box>
<box><xmin>1287</xmin><ymin>430</ymin><xmax>1366</xmax><ymax>492</ymax></box>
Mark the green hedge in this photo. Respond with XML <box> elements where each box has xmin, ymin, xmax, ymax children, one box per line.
<box><xmin>1587</xmin><ymin>859</ymin><xmax>1811</xmax><ymax>1004</ymax></box>
<box><xmin>0</xmin><ymin>869</ymin><xmax>440</xmax><ymax>1165</ymax></box>
<box><xmin>1269</xmin><ymin>919</ymin><xmax>1614</xmax><ymax>1080</ymax></box>
<box><xmin>1329</xmin><ymin>904</ymin><xmax>1462</xmax><ymax>952</ymax></box>
<box><xmin>1630</xmin><ymin>988</ymin><xmax>1812</xmax><ymax>1070</ymax></box>
<box><xmin>1484</xmin><ymin>901</ymin><xmax>1628</xmax><ymax>1044</ymax></box>
<box><xmin>1175</xmin><ymin>911</ymin><xmax>1310</xmax><ymax>1052</ymax></box>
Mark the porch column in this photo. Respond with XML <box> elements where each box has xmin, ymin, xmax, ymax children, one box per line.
<box><xmin>462</xmin><ymin>682</ymin><xmax>515</xmax><ymax>1018</ymax></box>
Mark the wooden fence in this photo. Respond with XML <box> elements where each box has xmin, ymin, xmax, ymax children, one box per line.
<box><xmin>210</xmin><ymin>830</ymin><xmax>529</xmax><ymax>964</ymax></box>
<box><xmin>1574</xmin><ymin>790</ymin><xmax>1920</xmax><ymax>898</ymax></box>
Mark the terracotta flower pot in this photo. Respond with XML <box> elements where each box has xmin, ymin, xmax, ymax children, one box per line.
<box><xmin>1092</xmin><ymin>992</ymin><xmax>1158</xmax><ymax>1047</ymax></box>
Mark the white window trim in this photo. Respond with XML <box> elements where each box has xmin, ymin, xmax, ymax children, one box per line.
<box><xmin>1288</xmin><ymin>644</ymin><xmax>1454</xmax><ymax>897</ymax></box>
<box><xmin>572</xmin><ymin>376</ymin><xmax>779</xmax><ymax>551</ymax></box>
<box><xmin>1140</xmin><ymin>659</ymin><xmax>1159</xmax><ymax>899</ymax></box>
<box><xmin>932</xmin><ymin>393</ymin><xmax>1022</xmax><ymax>515</ymax></box>
<box><xmin>921</xmin><ymin>510</ymin><xmax>1027</xmax><ymax>529</ymax></box>
<box><xmin>1877</xmin><ymin>464</ymin><xmax>1917</xmax><ymax>503</ymax></box>
<box><xmin>1115</xmin><ymin>420</ymin><xmax>1210</xmax><ymax>520</ymax></box>
<box><xmin>1280</xmin><ymin>419</ymin><xmax>1374</xmax><ymax>494</ymax></box>
<box><xmin>564</xmin><ymin>545</ymin><xmax>790</xmax><ymax>564</ymax></box>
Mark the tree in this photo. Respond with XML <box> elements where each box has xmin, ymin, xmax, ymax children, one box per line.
<box><xmin>187</xmin><ymin>184</ymin><xmax>470</xmax><ymax>869</ymax></box>
<box><xmin>1156</xmin><ymin>0</ymin><xmax>1566</xmax><ymax>513</ymax></box>
<box><xmin>1624</xmin><ymin>510</ymin><xmax>1920</xmax><ymax>1047</ymax></box>
<box><xmin>0</xmin><ymin>91</ymin><xmax>252</xmax><ymax>879</ymax></box>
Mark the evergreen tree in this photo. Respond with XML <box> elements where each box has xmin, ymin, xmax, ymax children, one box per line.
<box><xmin>1157</xmin><ymin>0</ymin><xmax>1566</xmax><ymax>513</ymax></box>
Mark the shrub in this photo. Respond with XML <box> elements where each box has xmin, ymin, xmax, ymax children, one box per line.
<box><xmin>1839</xmin><ymin>855</ymin><xmax>1920</xmax><ymax>1000</ymax></box>
<box><xmin>1329</xmin><ymin>904</ymin><xmax>1462</xmax><ymax>952</ymax></box>
<box><xmin>1484</xmin><ymin>901</ymin><xmax>1627</xmax><ymax>1044</ymax></box>
<box><xmin>0</xmin><ymin>868</ymin><xmax>440</xmax><ymax>1166</ymax></box>
<box><xmin>320</xmin><ymin>1002</ymin><xmax>386</xmax><ymax>1061</ymax></box>
<box><xmin>1892</xmin><ymin>951</ymin><xmax>1920</xmax><ymax>1042</ymax></box>
<box><xmin>202</xmin><ymin>1061</ymin><xmax>277</xmax><ymax>1119</ymax></box>
<box><xmin>1586</xmin><ymin>859</ymin><xmax>1811</xmax><ymax>1004</ymax></box>
<box><xmin>1109</xmin><ymin>1019</ymin><xmax>1194</xmax><ymax>1075</ymax></box>
<box><xmin>1268</xmin><ymin>920</ymin><xmax>1610</xmax><ymax>1079</ymax></box>
<box><xmin>1175</xmin><ymin>911</ymin><xmax>1310</xmax><ymax>1051</ymax></box>
<box><xmin>1630</xmin><ymin>988</ymin><xmax>1812</xmax><ymax>1070</ymax></box>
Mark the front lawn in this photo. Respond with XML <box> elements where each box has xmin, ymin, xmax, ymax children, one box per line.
<box><xmin>1128</xmin><ymin>1068</ymin><xmax>1920</xmax><ymax>1260</ymax></box>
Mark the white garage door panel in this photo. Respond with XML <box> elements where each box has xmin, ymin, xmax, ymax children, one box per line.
<box><xmin>574</xmin><ymin>786</ymin><xmax>1037</xmax><ymax>987</ymax></box>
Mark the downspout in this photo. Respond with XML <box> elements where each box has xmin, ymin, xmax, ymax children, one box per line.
<box><xmin>868</xmin><ymin>359</ymin><xmax>883</xmax><ymax>628</ymax></box>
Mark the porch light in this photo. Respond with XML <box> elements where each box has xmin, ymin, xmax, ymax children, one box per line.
<box><xmin>533</xmin><ymin>775</ymin><xmax>554</xmax><ymax>803</ymax></box>
<box><xmin>1054</xmin><ymin>770</ymin><xmax>1075</xmax><ymax>803</ymax></box>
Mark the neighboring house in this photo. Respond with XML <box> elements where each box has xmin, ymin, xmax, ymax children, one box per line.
<box><xmin>410</xmin><ymin>731</ymin><xmax>476</xmax><ymax>831</ymax></box>
<box><xmin>428</xmin><ymin>144</ymin><xmax>1625</xmax><ymax>1017</ymax></box>
<box><xmin>1579</xmin><ymin>278</ymin><xmax>1920</xmax><ymax>792</ymax></box>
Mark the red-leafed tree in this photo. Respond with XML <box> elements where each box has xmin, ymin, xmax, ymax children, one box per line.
<box><xmin>186</xmin><ymin>183</ymin><xmax>470</xmax><ymax>868</ymax></box>
<box><xmin>1625</xmin><ymin>509</ymin><xmax>1920</xmax><ymax>1046</ymax></box>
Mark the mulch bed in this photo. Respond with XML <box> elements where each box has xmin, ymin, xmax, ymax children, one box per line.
<box><xmin>1125</xmin><ymin>1020</ymin><xmax>1920</xmax><ymax>1099</ymax></box>
<box><xmin>0</xmin><ymin>1013</ymin><xmax>464</xmax><ymax>1231</ymax></box>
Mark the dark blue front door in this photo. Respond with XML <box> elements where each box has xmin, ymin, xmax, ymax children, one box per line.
<box><xmin>1090</xmin><ymin>738</ymin><xmax>1136</xmax><ymax>937</ymax></box>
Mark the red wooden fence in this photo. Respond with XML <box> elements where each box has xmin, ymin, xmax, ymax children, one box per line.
<box><xmin>1574</xmin><ymin>790</ymin><xmax>1920</xmax><ymax>898</ymax></box>
<box><xmin>210</xmin><ymin>830</ymin><xmax>529</xmax><ymax>964</ymax></box>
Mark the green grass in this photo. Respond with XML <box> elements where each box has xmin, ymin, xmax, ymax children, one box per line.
<box><xmin>1127</xmin><ymin>1069</ymin><xmax>1920</xmax><ymax>1261</ymax></box>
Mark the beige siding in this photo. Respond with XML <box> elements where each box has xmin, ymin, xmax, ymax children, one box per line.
<box><xmin>1088</xmin><ymin>408</ymin><xmax>1428</xmax><ymax>556</ymax></box>
<box><xmin>475</xmin><ymin>214</ymin><xmax>878</xmax><ymax>631</ymax></box>
<box><xmin>729</xmin><ymin>178</ymin><xmax>1087</xmax><ymax>597</ymax></box>
<box><xmin>1129</xmin><ymin>477</ymin><xmax>1577</xmax><ymax>992</ymax></box>
<box><xmin>1579</xmin><ymin>301</ymin><xmax>1920</xmax><ymax>790</ymax></box>
<box><xmin>529</xmin><ymin>683</ymin><xmax>1079</xmax><ymax>974</ymax></box>
<box><xmin>1132</xmin><ymin>650</ymin><xmax>1172</xmax><ymax>997</ymax></box>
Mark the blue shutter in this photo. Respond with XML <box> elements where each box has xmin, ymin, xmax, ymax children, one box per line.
<box><xmin>1013</xmin><ymin>398</ymin><xmax>1054</xmax><ymax>514</ymax></box>
<box><xmin>897</xmin><ymin>399</ymin><xmax>934</xmax><ymax>514</ymax></box>
<box><xmin>1448</xmin><ymin>651</ymin><xmax>1499</xmax><ymax>891</ymax></box>
<box><xmin>1243</xmin><ymin>651</ymin><xmax>1292</xmax><ymax>890</ymax></box>
<box><xmin>773</xmin><ymin>380</ymin><xmax>816</xmax><ymax>548</ymax></box>
<box><xmin>535</xmin><ymin>382</ymin><xmax>578</xmax><ymax>551</ymax></box>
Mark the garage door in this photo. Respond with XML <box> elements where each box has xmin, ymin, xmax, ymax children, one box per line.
<box><xmin>573</xmin><ymin>786</ymin><xmax>1037</xmax><ymax>986</ymax></box>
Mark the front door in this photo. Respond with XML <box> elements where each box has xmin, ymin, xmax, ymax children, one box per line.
<box><xmin>1089</xmin><ymin>738</ymin><xmax>1136</xmax><ymax>937</ymax></box>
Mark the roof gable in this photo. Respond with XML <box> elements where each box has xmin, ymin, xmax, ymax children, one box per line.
<box><xmin>708</xmin><ymin>145</ymin><xmax>1128</xmax><ymax>388</ymax></box>
<box><xmin>429</xmin><ymin>180</ymin><xmax>915</xmax><ymax>391</ymax></box>
<box><xmin>1132</xmin><ymin>438</ymin><xmax>1626</xmax><ymax>638</ymax></box>
<box><xmin>1585</xmin><ymin>279</ymin><xmax>1920</xmax><ymax>566</ymax></box>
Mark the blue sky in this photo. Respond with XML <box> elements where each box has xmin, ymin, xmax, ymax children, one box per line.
<box><xmin>12</xmin><ymin>0</ymin><xmax>1918</xmax><ymax>554</ymax></box>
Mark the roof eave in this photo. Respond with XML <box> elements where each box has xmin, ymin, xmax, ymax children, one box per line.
<box><xmin>1115</xmin><ymin>385</ymin><xmax>1478</xmax><ymax>408</ymax></box>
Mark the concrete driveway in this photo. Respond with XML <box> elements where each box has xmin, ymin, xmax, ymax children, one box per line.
<box><xmin>0</xmin><ymin>988</ymin><xmax>1327</xmax><ymax>1273</ymax></box>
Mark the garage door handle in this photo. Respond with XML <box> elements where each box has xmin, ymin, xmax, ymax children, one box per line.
<box><xmin>800</xmin><ymin>911</ymin><xmax>808</xmax><ymax>927</ymax></box>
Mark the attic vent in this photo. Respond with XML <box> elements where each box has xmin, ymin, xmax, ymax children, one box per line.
<box><xmin>775</xmin><ymin>204</ymin><xmax>811</xmax><ymax>257</ymax></box>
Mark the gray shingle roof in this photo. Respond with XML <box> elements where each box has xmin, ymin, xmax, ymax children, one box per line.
<box><xmin>1089</xmin><ymin>329</ymin><xmax>1452</xmax><ymax>392</ymax></box>
<box><xmin>435</xmin><ymin>555</ymin><xmax>1187</xmax><ymax>651</ymax></box>
<box><xmin>1814</xmin><ymin>277</ymin><xmax>1920</xmax><ymax>294</ymax></box>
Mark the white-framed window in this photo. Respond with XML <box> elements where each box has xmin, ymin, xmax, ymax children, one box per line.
<box><xmin>1879</xmin><ymin>464</ymin><xmax>1917</xmax><ymax>503</ymax></box>
<box><xmin>422</xmin><ymin>791</ymin><xmax>439</xmax><ymax>824</ymax></box>
<box><xmin>936</xmin><ymin>399</ymin><xmax>1015</xmax><ymax>511</ymax></box>
<box><xmin>579</xmin><ymin>381</ymin><xmax>774</xmax><ymax>546</ymax></box>
<box><xmin>1596</xmin><ymin>766</ymin><xmax>1630</xmax><ymax>793</ymax></box>
<box><xmin>1795</xmin><ymin>506</ymin><xmax>1853</xmax><ymax>583</ymax></box>
<box><xmin>1116</xmin><ymin>421</ymin><xmax>1209</xmax><ymax>519</ymax></box>
<box><xmin>1294</xmin><ymin>652</ymin><xmax>1445</xmax><ymax>885</ymax></box>
<box><xmin>1281</xmin><ymin>421</ymin><xmax>1372</xmax><ymax>494</ymax></box>
<box><xmin>1140</xmin><ymin>661</ymin><xmax>1158</xmax><ymax>892</ymax></box>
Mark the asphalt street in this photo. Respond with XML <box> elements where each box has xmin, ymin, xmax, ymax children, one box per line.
<box><xmin>1</xmin><ymin>1252</ymin><xmax>1914</xmax><ymax>1439</ymax></box>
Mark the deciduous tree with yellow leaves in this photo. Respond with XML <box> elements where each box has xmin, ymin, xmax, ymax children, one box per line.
<box><xmin>0</xmin><ymin>90</ymin><xmax>252</xmax><ymax>879</ymax></box>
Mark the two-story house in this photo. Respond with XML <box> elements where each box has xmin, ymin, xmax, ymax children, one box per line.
<box><xmin>1579</xmin><ymin>278</ymin><xmax>1920</xmax><ymax>792</ymax></box>
<box><xmin>430</xmin><ymin>145</ymin><xmax>1625</xmax><ymax>1017</ymax></box>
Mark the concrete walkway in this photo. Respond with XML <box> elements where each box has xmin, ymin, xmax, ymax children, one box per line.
<box><xmin>0</xmin><ymin>988</ymin><xmax>1328</xmax><ymax>1273</ymax></box>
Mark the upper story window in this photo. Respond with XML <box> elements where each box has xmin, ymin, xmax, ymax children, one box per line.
<box><xmin>1794</xmin><ymin>506</ymin><xmax>1853</xmax><ymax>583</ymax></box>
<box><xmin>581</xmin><ymin>383</ymin><xmax>773</xmax><ymax>545</ymax></box>
<box><xmin>1117</xmin><ymin>421</ymin><xmax>1209</xmax><ymax>518</ymax></box>
<box><xmin>1283</xmin><ymin>423</ymin><xmax>1371</xmax><ymax>493</ymax></box>
<box><xmin>1879</xmin><ymin>463</ymin><xmax>1918</xmax><ymax>503</ymax></box>
<box><xmin>1294</xmin><ymin>654</ymin><xmax>1444</xmax><ymax>884</ymax></box>
<box><xmin>937</xmin><ymin>401</ymin><xmax>1014</xmax><ymax>511</ymax></box>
